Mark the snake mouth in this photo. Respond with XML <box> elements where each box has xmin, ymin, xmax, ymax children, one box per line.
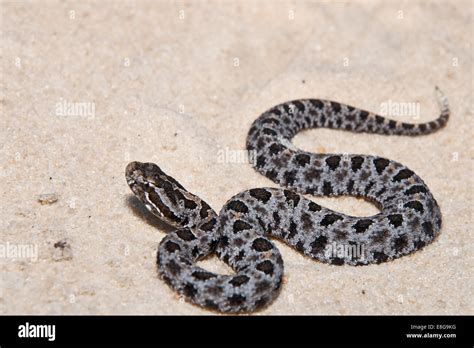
<box><xmin>125</xmin><ymin>161</ymin><xmax>145</xmax><ymax>178</ymax></box>
<box><xmin>125</xmin><ymin>160</ymin><xmax>173</xmax><ymax>201</ymax></box>
<box><xmin>125</xmin><ymin>161</ymin><xmax>141</xmax><ymax>189</ymax></box>
<box><xmin>125</xmin><ymin>161</ymin><xmax>153</xmax><ymax>198</ymax></box>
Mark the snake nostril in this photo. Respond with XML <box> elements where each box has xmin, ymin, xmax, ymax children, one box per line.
<box><xmin>125</xmin><ymin>161</ymin><xmax>140</xmax><ymax>175</ymax></box>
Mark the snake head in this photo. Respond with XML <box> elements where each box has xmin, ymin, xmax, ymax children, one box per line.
<box><xmin>125</xmin><ymin>161</ymin><xmax>194</xmax><ymax>228</ymax></box>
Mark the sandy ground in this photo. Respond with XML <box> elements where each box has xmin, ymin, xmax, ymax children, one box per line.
<box><xmin>0</xmin><ymin>1</ymin><xmax>472</xmax><ymax>315</ymax></box>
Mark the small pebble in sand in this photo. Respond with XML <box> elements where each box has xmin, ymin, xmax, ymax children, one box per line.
<box><xmin>52</xmin><ymin>239</ymin><xmax>73</xmax><ymax>261</ymax></box>
<box><xmin>37</xmin><ymin>193</ymin><xmax>58</xmax><ymax>205</ymax></box>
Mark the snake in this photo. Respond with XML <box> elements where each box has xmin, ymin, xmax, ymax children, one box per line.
<box><xmin>125</xmin><ymin>87</ymin><xmax>449</xmax><ymax>313</ymax></box>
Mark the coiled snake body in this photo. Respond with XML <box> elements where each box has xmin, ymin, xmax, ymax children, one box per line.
<box><xmin>126</xmin><ymin>87</ymin><xmax>449</xmax><ymax>313</ymax></box>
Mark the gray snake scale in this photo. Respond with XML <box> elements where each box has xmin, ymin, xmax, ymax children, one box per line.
<box><xmin>126</xmin><ymin>87</ymin><xmax>449</xmax><ymax>313</ymax></box>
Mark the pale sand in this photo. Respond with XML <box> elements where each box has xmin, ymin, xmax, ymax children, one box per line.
<box><xmin>0</xmin><ymin>1</ymin><xmax>472</xmax><ymax>314</ymax></box>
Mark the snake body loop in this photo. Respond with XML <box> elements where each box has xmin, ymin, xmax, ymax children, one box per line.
<box><xmin>126</xmin><ymin>87</ymin><xmax>449</xmax><ymax>312</ymax></box>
